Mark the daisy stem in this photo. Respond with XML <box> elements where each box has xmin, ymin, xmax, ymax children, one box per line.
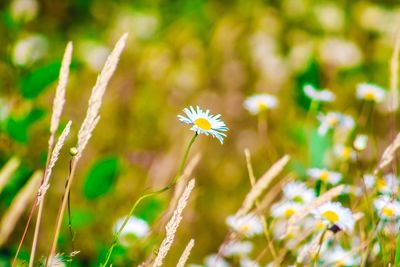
<box><xmin>306</xmin><ymin>100</ymin><xmax>319</xmax><ymax>123</ymax></box>
<box><xmin>101</xmin><ymin>133</ymin><xmax>198</xmax><ymax>267</ymax></box>
<box><xmin>314</xmin><ymin>227</ymin><xmax>328</xmax><ymax>267</ymax></box>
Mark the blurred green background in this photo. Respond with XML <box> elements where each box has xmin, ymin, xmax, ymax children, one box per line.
<box><xmin>1</xmin><ymin>0</ymin><xmax>400</xmax><ymax>266</ymax></box>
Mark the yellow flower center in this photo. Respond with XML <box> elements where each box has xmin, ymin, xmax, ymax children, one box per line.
<box><xmin>322</xmin><ymin>210</ymin><xmax>339</xmax><ymax>223</ymax></box>
<box><xmin>327</xmin><ymin>117</ymin><xmax>339</xmax><ymax>127</ymax></box>
<box><xmin>382</xmin><ymin>207</ymin><xmax>395</xmax><ymax>217</ymax></box>
<box><xmin>377</xmin><ymin>178</ymin><xmax>386</xmax><ymax>189</ymax></box>
<box><xmin>239</xmin><ymin>224</ymin><xmax>250</xmax><ymax>233</ymax></box>
<box><xmin>257</xmin><ymin>101</ymin><xmax>268</xmax><ymax>112</ymax></box>
<box><xmin>315</xmin><ymin>220</ymin><xmax>325</xmax><ymax>230</ymax></box>
<box><xmin>341</xmin><ymin>147</ymin><xmax>352</xmax><ymax>159</ymax></box>
<box><xmin>194</xmin><ymin>118</ymin><xmax>212</xmax><ymax>130</ymax></box>
<box><xmin>320</xmin><ymin>171</ymin><xmax>330</xmax><ymax>182</ymax></box>
<box><xmin>364</xmin><ymin>89</ymin><xmax>376</xmax><ymax>101</ymax></box>
<box><xmin>293</xmin><ymin>195</ymin><xmax>303</xmax><ymax>203</ymax></box>
<box><xmin>335</xmin><ymin>260</ymin><xmax>347</xmax><ymax>267</ymax></box>
<box><xmin>284</xmin><ymin>208</ymin><xmax>296</xmax><ymax>218</ymax></box>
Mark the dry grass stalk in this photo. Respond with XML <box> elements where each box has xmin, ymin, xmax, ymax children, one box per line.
<box><xmin>376</xmin><ymin>132</ymin><xmax>400</xmax><ymax>171</ymax></box>
<box><xmin>76</xmin><ymin>33</ymin><xmax>128</xmax><ymax>159</ymax></box>
<box><xmin>153</xmin><ymin>179</ymin><xmax>195</xmax><ymax>267</ymax></box>
<box><xmin>285</xmin><ymin>184</ymin><xmax>345</xmax><ymax>236</ymax></box>
<box><xmin>48</xmin><ymin>42</ymin><xmax>73</xmax><ymax>148</ymax></box>
<box><xmin>236</xmin><ymin>155</ymin><xmax>290</xmax><ymax>216</ymax></box>
<box><xmin>47</xmin><ymin>33</ymin><xmax>128</xmax><ymax>266</ymax></box>
<box><xmin>38</xmin><ymin>121</ymin><xmax>72</xmax><ymax>201</ymax></box>
<box><xmin>387</xmin><ymin>27</ymin><xmax>400</xmax><ymax>112</ymax></box>
<box><xmin>296</xmin><ymin>231</ymin><xmax>333</xmax><ymax>264</ymax></box>
<box><xmin>0</xmin><ymin>157</ymin><xmax>20</xmax><ymax>194</ymax></box>
<box><xmin>0</xmin><ymin>171</ymin><xmax>42</xmax><ymax>246</ymax></box>
<box><xmin>176</xmin><ymin>239</ymin><xmax>195</xmax><ymax>267</ymax></box>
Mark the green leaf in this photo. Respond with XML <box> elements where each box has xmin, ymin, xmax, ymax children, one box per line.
<box><xmin>19</xmin><ymin>61</ymin><xmax>61</xmax><ymax>99</ymax></box>
<box><xmin>134</xmin><ymin>197</ymin><xmax>164</xmax><ymax>224</ymax></box>
<box><xmin>395</xmin><ymin>231</ymin><xmax>400</xmax><ymax>266</ymax></box>
<box><xmin>308</xmin><ymin>128</ymin><xmax>331</xmax><ymax>167</ymax></box>
<box><xmin>5</xmin><ymin>108</ymin><xmax>45</xmax><ymax>143</ymax></box>
<box><xmin>63</xmin><ymin>209</ymin><xmax>95</xmax><ymax>229</ymax></box>
<box><xmin>83</xmin><ymin>157</ymin><xmax>120</xmax><ymax>200</ymax></box>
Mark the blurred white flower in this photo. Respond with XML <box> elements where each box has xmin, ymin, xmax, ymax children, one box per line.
<box><xmin>362</xmin><ymin>174</ymin><xmax>376</xmax><ymax>190</ymax></box>
<box><xmin>204</xmin><ymin>254</ymin><xmax>230</xmax><ymax>267</ymax></box>
<box><xmin>244</xmin><ymin>93</ymin><xmax>278</xmax><ymax>115</ymax></box>
<box><xmin>333</xmin><ymin>144</ymin><xmax>356</xmax><ymax>161</ymax></box>
<box><xmin>312</xmin><ymin>202</ymin><xmax>355</xmax><ymax>232</ymax></box>
<box><xmin>10</xmin><ymin>0</ymin><xmax>38</xmax><ymax>23</ymax></box>
<box><xmin>356</xmin><ymin>83</ymin><xmax>386</xmax><ymax>103</ymax></box>
<box><xmin>12</xmin><ymin>34</ymin><xmax>48</xmax><ymax>66</ymax></box>
<box><xmin>112</xmin><ymin>10</ymin><xmax>159</xmax><ymax>41</ymax></box>
<box><xmin>317</xmin><ymin>112</ymin><xmax>354</xmax><ymax>136</ymax></box>
<box><xmin>240</xmin><ymin>258</ymin><xmax>260</xmax><ymax>267</ymax></box>
<box><xmin>271</xmin><ymin>201</ymin><xmax>302</xmax><ymax>219</ymax></box>
<box><xmin>303</xmin><ymin>84</ymin><xmax>335</xmax><ymax>102</ymax></box>
<box><xmin>376</xmin><ymin>173</ymin><xmax>400</xmax><ymax>195</ymax></box>
<box><xmin>178</xmin><ymin>106</ymin><xmax>228</xmax><ymax>144</ymax></box>
<box><xmin>221</xmin><ymin>241</ymin><xmax>253</xmax><ymax>257</ymax></box>
<box><xmin>226</xmin><ymin>214</ymin><xmax>263</xmax><ymax>237</ymax></box>
<box><xmin>282</xmin><ymin>182</ymin><xmax>315</xmax><ymax>203</ymax></box>
<box><xmin>78</xmin><ymin>41</ymin><xmax>110</xmax><ymax>71</ymax></box>
<box><xmin>314</xmin><ymin>3</ymin><xmax>344</xmax><ymax>32</ymax></box>
<box><xmin>374</xmin><ymin>195</ymin><xmax>400</xmax><ymax>220</ymax></box>
<box><xmin>307</xmin><ymin>168</ymin><xmax>342</xmax><ymax>185</ymax></box>
<box><xmin>323</xmin><ymin>245</ymin><xmax>360</xmax><ymax>266</ymax></box>
<box><xmin>113</xmin><ymin>216</ymin><xmax>149</xmax><ymax>246</ymax></box>
<box><xmin>354</xmin><ymin>134</ymin><xmax>368</xmax><ymax>151</ymax></box>
<box><xmin>318</xmin><ymin>38</ymin><xmax>362</xmax><ymax>69</ymax></box>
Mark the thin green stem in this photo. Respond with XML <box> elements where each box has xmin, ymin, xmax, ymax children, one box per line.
<box><xmin>101</xmin><ymin>133</ymin><xmax>198</xmax><ymax>267</ymax></box>
<box><xmin>314</xmin><ymin>228</ymin><xmax>328</xmax><ymax>267</ymax></box>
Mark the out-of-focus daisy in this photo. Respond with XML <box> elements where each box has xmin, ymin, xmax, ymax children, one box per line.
<box><xmin>178</xmin><ymin>106</ymin><xmax>228</xmax><ymax>144</ymax></box>
<box><xmin>282</xmin><ymin>182</ymin><xmax>315</xmax><ymax>203</ymax></box>
<box><xmin>362</xmin><ymin>174</ymin><xmax>376</xmax><ymax>190</ymax></box>
<box><xmin>323</xmin><ymin>245</ymin><xmax>360</xmax><ymax>266</ymax></box>
<box><xmin>221</xmin><ymin>241</ymin><xmax>253</xmax><ymax>257</ymax></box>
<box><xmin>303</xmin><ymin>84</ymin><xmax>336</xmax><ymax>102</ymax></box>
<box><xmin>271</xmin><ymin>201</ymin><xmax>303</xmax><ymax>219</ymax></box>
<box><xmin>333</xmin><ymin>144</ymin><xmax>356</xmax><ymax>161</ymax></box>
<box><xmin>308</xmin><ymin>168</ymin><xmax>342</xmax><ymax>185</ymax></box>
<box><xmin>244</xmin><ymin>93</ymin><xmax>278</xmax><ymax>115</ymax></box>
<box><xmin>240</xmin><ymin>258</ymin><xmax>260</xmax><ymax>267</ymax></box>
<box><xmin>353</xmin><ymin>134</ymin><xmax>368</xmax><ymax>151</ymax></box>
<box><xmin>312</xmin><ymin>202</ymin><xmax>355</xmax><ymax>232</ymax></box>
<box><xmin>113</xmin><ymin>216</ymin><xmax>149</xmax><ymax>246</ymax></box>
<box><xmin>204</xmin><ymin>254</ymin><xmax>230</xmax><ymax>267</ymax></box>
<box><xmin>45</xmin><ymin>254</ymin><xmax>66</xmax><ymax>267</ymax></box>
<box><xmin>356</xmin><ymin>83</ymin><xmax>386</xmax><ymax>103</ymax></box>
<box><xmin>374</xmin><ymin>195</ymin><xmax>400</xmax><ymax>220</ymax></box>
<box><xmin>376</xmin><ymin>173</ymin><xmax>400</xmax><ymax>195</ymax></box>
<box><xmin>317</xmin><ymin>112</ymin><xmax>354</xmax><ymax>136</ymax></box>
<box><xmin>226</xmin><ymin>214</ymin><xmax>263</xmax><ymax>237</ymax></box>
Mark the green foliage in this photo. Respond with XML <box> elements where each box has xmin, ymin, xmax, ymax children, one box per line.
<box><xmin>83</xmin><ymin>157</ymin><xmax>120</xmax><ymax>200</ymax></box>
<box><xmin>134</xmin><ymin>197</ymin><xmax>164</xmax><ymax>224</ymax></box>
<box><xmin>308</xmin><ymin>128</ymin><xmax>331</xmax><ymax>168</ymax></box>
<box><xmin>19</xmin><ymin>61</ymin><xmax>62</xmax><ymax>99</ymax></box>
<box><xmin>5</xmin><ymin>108</ymin><xmax>45</xmax><ymax>143</ymax></box>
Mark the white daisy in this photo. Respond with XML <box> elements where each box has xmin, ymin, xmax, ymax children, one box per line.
<box><xmin>178</xmin><ymin>106</ymin><xmax>228</xmax><ymax>144</ymax></box>
<box><xmin>282</xmin><ymin>182</ymin><xmax>316</xmax><ymax>203</ymax></box>
<box><xmin>303</xmin><ymin>84</ymin><xmax>336</xmax><ymax>102</ymax></box>
<box><xmin>244</xmin><ymin>93</ymin><xmax>278</xmax><ymax>115</ymax></box>
<box><xmin>333</xmin><ymin>144</ymin><xmax>356</xmax><ymax>161</ymax></box>
<box><xmin>221</xmin><ymin>241</ymin><xmax>253</xmax><ymax>257</ymax></box>
<box><xmin>374</xmin><ymin>195</ymin><xmax>400</xmax><ymax>220</ymax></box>
<box><xmin>307</xmin><ymin>168</ymin><xmax>342</xmax><ymax>185</ymax></box>
<box><xmin>226</xmin><ymin>213</ymin><xmax>263</xmax><ymax>237</ymax></box>
<box><xmin>204</xmin><ymin>254</ymin><xmax>230</xmax><ymax>267</ymax></box>
<box><xmin>312</xmin><ymin>202</ymin><xmax>355</xmax><ymax>232</ymax></box>
<box><xmin>317</xmin><ymin>112</ymin><xmax>354</xmax><ymax>136</ymax></box>
<box><xmin>376</xmin><ymin>173</ymin><xmax>400</xmax><ymax>195</ymax></box>
<box><xmin>323</xmin><ymin>245</ymin><xmax>360</xmax><ymax>266</ymax></box>
<box><xmin>271</xmin><ymin>201</ymin><xmax>303</xmax><ymax>219</ymax></box>
<box><xmin>362</xmin><ymin>174</ymin><xmax>376</xmax><ymax>190</ymax></box>
<box><xmin>356</xmin><ymin>83</ymin><xmax>386</xmax><ymax>103</ymax></box>
<box><xmin>113</xmin><ymin>216</ymin><xmax>149</xmax><ymax>246</ymax></box>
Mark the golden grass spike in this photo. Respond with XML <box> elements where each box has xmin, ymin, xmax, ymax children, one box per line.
<box><xmin>176</xmin><ymin>239</ymin><xmax>195</xmax><ymax>267</ymax></box>
<box><xmin>153</xmin><ymin>179</ymin><xmax>195</xmax><ymax>267</ymax></box>
<box><xmin>236</xmin><ymin>155</ymin><xmax>290</xmax><ymax>217</ymax></box>
<box><xmin>376</xmin><ymin>132</ymin><xmax>400</xmax><ymax>172</ymax></box>
<box><xmin>0</xmin><ymin>170</ymin><xmax>42</xmax><ymax>246</ymax></box>
<box><xmin>0</xmin><ymin>157</ymin><xmax>20</xmax><ymax>195</ymax></box>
